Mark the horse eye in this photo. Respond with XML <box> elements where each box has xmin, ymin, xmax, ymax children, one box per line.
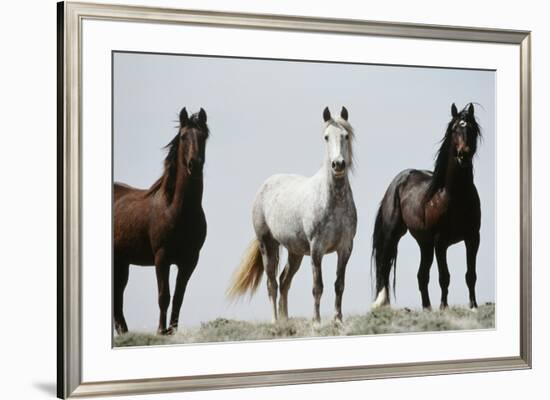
<box><xmin>344</xmin><ymin>135</ymin><xmax>349</xmax><ymax>140</ymax></box>
<box><xmin>324</xmin><ymin>136</ymin><xmax>328</xmax><ymax>141</ymax></box>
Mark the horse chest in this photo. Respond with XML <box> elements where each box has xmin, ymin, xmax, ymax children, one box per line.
<box><xmin>428</xmin><ymin>199</ymin><xmax>479</xmax><ymax>244</ymax></box>
<box><xmin>150</xmin><ymin>209</ymin><xmax>206</xmax><ymax>259</ymax></box>
<box><xmin>309</xmin><ymin>200</ymin><xmax>356</xmax><ymax>252</ymax></box>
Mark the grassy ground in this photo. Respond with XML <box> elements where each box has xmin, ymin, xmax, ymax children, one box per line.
<box><xmin>114</xmin><ymin>303</ymin><xmax>495</xmax><ymax>347</ymax></box>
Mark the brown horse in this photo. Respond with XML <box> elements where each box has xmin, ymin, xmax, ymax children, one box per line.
<box><xmin>113</xmin><ymin>107</ymin><xmax>209</xmax><ymax>335</ymax></box>
<box><xmin>371</xmin><ymin>103</ymin><xmax>482</xmax><ymax>310</ymax></box>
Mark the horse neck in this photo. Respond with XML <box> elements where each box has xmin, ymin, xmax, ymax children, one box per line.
<box><xmin>443</xmin><ymin>155</ymin><xmax>474</xmax><ymax>196</ymax></box>
<box><xmin>168</xmin><ymin>162</ymin><xmax>204</xmax><ymax>214</ymax></box>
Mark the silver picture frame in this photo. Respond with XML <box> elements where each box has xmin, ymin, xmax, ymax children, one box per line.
<box><xmin>57</xmin><ymin>1</ymin><xmax>532</xmax><ymax>398</ymax></box>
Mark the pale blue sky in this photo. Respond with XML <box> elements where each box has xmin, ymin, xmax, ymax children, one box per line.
<box><xmin>113</xmin><ymin>52</ymin><xmax>495</xmax><ymax>331</ymax></box>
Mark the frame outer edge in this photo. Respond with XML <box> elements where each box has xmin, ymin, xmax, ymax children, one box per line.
<box><xmin>62</xmin><ymin>1</ymin><xmax>84</xmax><ymax>398</ymax></box>
<box><xmin>56</xmin><ymin>2</ymin><xmax>66</xmax><ymax>398</ymax></box>
<box><xmin>66</xmin><ymin>1</ymin><xmax>528</xmax><ymax>43</ymax></box>
<box><xmin>519</xmin><ymin>33</ymin><xmax>532</xmax><ymax>367</ymax></box>
<box><xmin>59</xmin><ymin>1</ymin><xmax>532</xmax><ymax>397</ymax></box>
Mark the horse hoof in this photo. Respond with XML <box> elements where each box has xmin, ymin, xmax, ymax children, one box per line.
<box><xmin>372</xmin><ymin>288</ymin><xmax>390</xmax><ymax>309</ymax></box>
<box><xmin>423</xmin><ymin>305</ymin><xmax>432</xmax><ymax>311</ymax></box>
<box><xmin>162</xmin><ymin>326</ymin><xmax>178</xmax><ymax>336</ymax></box>
<box><xmin>115</xmin><ymin>324</ymin><xmax>128</xmax><ymax>335</ymax></box>
<box><xmin>165</xmin><ymin>326</ymin><xmax>177</xmax><ymax>335</ymax></box>
<box><xmin>440</xmin><ymin>304</ymin><xmax>448</xmax><ymax>311</ymax></box>
<box><xmin>470</xmin><ymin>307</ymin><xmax>478</xmax><ymax>313</ymax></box>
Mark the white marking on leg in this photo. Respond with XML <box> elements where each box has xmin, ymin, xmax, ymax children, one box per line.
<box><xmin>372</xmin><ymin>287</ymin><xmax>390</xmax><ymax>309</ymax></box>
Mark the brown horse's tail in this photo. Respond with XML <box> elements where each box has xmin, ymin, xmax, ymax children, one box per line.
<box><xmin>226</xmin><ymin>239</ymin><xmax>264</xmax><ymax>300</ymax></box>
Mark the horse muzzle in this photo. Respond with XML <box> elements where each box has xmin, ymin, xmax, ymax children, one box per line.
<box><xmin>331</xmin><ymin>160</ymin><xmax>346</xmax><ymax>177</ymax></box>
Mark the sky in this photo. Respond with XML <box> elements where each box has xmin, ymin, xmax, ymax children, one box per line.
<box><xmin>113</xmin><ymin>52</ymin><xmax>495</xmax><ymax>331</ymax></box>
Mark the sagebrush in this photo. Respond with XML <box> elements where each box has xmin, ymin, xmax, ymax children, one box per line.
<box><xmin>114</xmin><ymin>303</ymin><xmax>495</xmax><ymax>347</ymax></box>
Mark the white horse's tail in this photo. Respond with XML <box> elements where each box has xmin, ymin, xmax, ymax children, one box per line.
<box><xmin>227</xmin><ymin>239</ymin><xmax>264</xmax><ymax>299</ymax></box>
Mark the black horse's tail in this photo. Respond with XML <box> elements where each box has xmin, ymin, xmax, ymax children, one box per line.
<box><xmin>371</xmin><ymin>172</ymin><xmax>408</xmax><ymax>307</ymax></box>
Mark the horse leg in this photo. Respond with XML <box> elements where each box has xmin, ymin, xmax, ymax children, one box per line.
<box><xmin>417</xmin><ymin>242</ymin><xmax>434</xmax><ymax>310</ymax></box>
<box><xmin>334</xmin><ymin>246</ymin><xmax>352</xmax><ymax>322</ymax></box>
<box><xmin>260</xmin><ymin>237</ymin><xmax>279</xmax><ymax>323</ymax></box>
<box><xmin>167</xmin><ymin>253</ymin><xmax>199</xmax><ymax>334</ymax></box>
<box><xmin>114</xmin><ymin>262</ymin><xmax>129</xmax><ymax>334</ymax></box>
<box><xmin>435</xmin><ymin>241</ymin><xmax>450</xmax><ymax>309</ymax></box>
<box><xmin>311</xmin><ymin>249</ymin><xmax>324</xmax><ymax>323</ymax></box>
<box><xmin>278</xmin><ymin>253</ymin><xmax>303</xmax><ymax>320</ymax></box>
<box><xmin>372</xmin><ymin>226</ymin><xmax>406</xmax><ymax>309</ymax></box>
<box><xmin>154</xmin><ymin>253</ymin><xmax>171</xmax><ymax>335</ymax></box>
<box><xmin>465</xmin><ymin>232</ymin><xmax>480</xmax><ymax>309</ymax></box>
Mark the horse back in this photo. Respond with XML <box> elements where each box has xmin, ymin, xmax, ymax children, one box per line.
<box><xmin>114</xmin><ymin>182</ymin><xmax>138</xmax><ymax>202</ymax></box>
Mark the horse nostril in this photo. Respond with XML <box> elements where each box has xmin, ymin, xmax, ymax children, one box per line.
<box><xmin>332</xmin><ymin>160</ymin><xmax>345</xmax><ymax>172</ymax></box>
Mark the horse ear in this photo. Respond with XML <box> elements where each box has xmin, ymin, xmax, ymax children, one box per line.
<box><xmin>323</xmin><ymin>107</ymin><xmax>331</xmax><ymax>122</ymax></box>
<box><xmin>199</xmin><ymin>108</ymin><xmax>207</xmax><ymax>123</ymax></box>
<box><xmin>467</xmin><ymin>103</ymin><xmax>475</xmax><ymax>116</ymax></box>
<box><xmin>340</xmin><ymin>106</ymin><xmax>349</xmax><ymax>121</ymax></box>
<box><xmin>451</xmin><ymin>103</ymin><xmax>458</xmax><ymax>118</ymax></box>
<box><xmin>179</xmin><ymin>107</ymin><xmax>189</xmax><ymax>126</ymax></box>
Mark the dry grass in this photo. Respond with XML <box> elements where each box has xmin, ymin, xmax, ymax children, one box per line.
<box><xmin>114</xmin><ymin>303</ymin><xmax>495</xmax><ymax>347</ymax></box>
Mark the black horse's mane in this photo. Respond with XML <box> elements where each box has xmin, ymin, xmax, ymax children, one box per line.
<box><xmin>424</xmin><ymin>110</ymin><xmax>481</xmax><ymax>204</ymax></box>
<box><xmin>147</xmin><ymin>113</ymin><xmax>209</xmax><ymax>202</ymax></box>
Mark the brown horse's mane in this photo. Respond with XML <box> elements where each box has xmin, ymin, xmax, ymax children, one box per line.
<box><xmin>145</xmin><ymin>133</ymin><xmax>180</xmax><ymax>202</ymax></box>
<box><xmin>146</xmin><ymin>114</ymin><xmax>209</xmax><ymax>203</ymax></box>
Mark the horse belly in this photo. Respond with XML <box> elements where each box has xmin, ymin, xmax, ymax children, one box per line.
<box><xmin>261</xmin><ymin>194</ymin><xmax>310</xmax><ymax>254</ymax></box>
<box><xmin>279</xmin><ymin>236</ymin><xmax>310</xmax><ymax>255</ymax></box>
<box><xmin>113</xmin><ymin>199</ymin><xmax>154</xmax><ymax>266</ymax></box>
<box><xmin>271</xmin><ymin>223</ymin><xmax>310</xmax><ymax>255</ymax></box>
<box><xmin>114</xmin><ymin>227</ymin><xmax>154</xmax><ymax>265</ymax></box>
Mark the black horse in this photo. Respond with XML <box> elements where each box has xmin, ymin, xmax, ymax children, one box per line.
<box><xmin>371</xmin><ymin>103</ymin><xmax>482</xmax><ymax>310</ymax></box>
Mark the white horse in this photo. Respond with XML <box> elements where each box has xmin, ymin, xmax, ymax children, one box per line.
<box><xmin>227</xmin><ymin>107</ymin><xmax>357</xmax><ymax>323</ymax></box>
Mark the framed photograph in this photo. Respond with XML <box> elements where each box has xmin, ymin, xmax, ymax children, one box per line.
<box><xmin>57</xmin><ymin>1</ymin><xmax>531</xmax><ymax>398</ymax></box>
